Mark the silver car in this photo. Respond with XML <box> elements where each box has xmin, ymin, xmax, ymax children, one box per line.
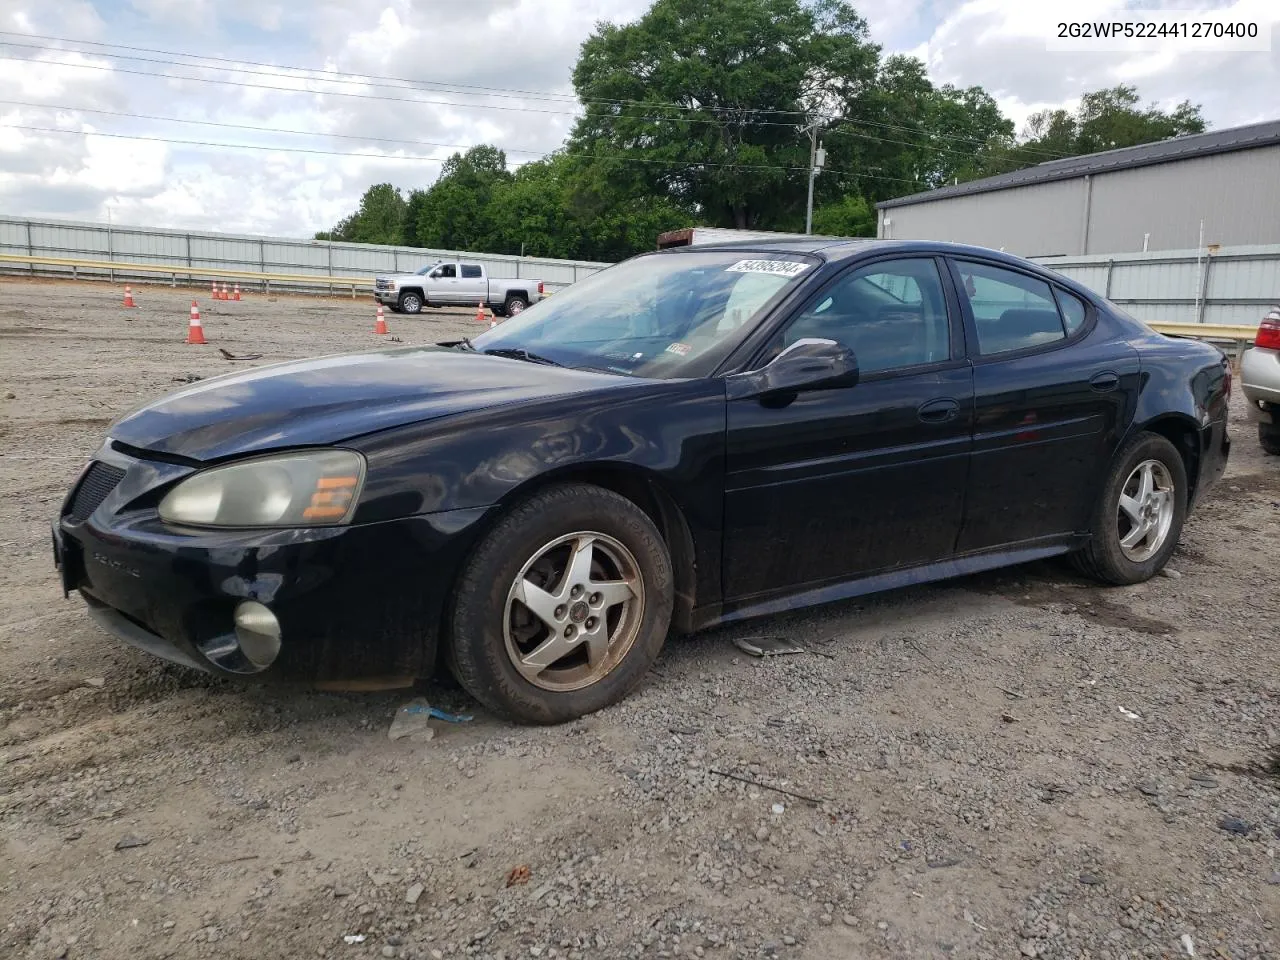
<box><xmin>1241</xmin><ymin>307</ymin><xmax>1280</xmax><ymax>455</ymax></box>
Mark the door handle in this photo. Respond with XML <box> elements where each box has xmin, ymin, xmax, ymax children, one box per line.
<box><xmin>1090</xmin><ymin>371</ymin><xmax>1120</xmax><ymax>392</ymax></box>
<box><xmin>917</xmin><ymin>397</ymin><xmax>960</xmax><ymax>423</ymax></box>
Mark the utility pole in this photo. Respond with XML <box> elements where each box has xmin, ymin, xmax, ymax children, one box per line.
<box><xmin>803</xmin><ymin>119</ymin><xmax>825</xmax><ymax>234</ymax></box>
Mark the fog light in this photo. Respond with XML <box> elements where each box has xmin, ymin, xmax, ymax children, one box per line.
<box><xmin>234</xmin><ymin>601</ymin><xmax>281</xmax><ymax>668</ymax></box>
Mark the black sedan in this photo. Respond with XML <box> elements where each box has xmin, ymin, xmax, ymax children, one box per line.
<box><xmin>53</xmin><ymin>239</ymin><xmax>1231</xmax><ymax>723</ymax></box>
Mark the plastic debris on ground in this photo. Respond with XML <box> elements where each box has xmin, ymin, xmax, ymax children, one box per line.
<box><xmin>1117</xmin><ymin>705</ymin><xmax>1142</xmax><ymax>720</ymax></box>
<box><xmin>404</xmin><ymin>703</ymin><xmax>474</xmax><ymax>724</ymax></box>
<box><xmin>1181</xmin><ymin>933</ymin><xmax>1196</xmax><ymax>956</ymax></box>
<box><xmin>343</xmin><ymin>934</ymin><xmax>366</xmax><ymax>945</ymax></box>
<box><xmin>771</xmin><ymin>802</ymin><xmax>785</xmax><ymax>815</ymax></box>
<box><xmin>388</xmin><ymin>697</ymin><xmax>475</xmax><ymax>742</ymax></box>
<box><xmin>732</xmin><ymin>635</ymin><xmax>804</xmax><ymax>657</ymax></box>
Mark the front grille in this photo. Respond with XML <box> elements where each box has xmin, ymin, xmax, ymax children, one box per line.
<box><xmin>67</xmin><ymin>461</ymin><xmax>126</xmax><ymax>521</ymax></box>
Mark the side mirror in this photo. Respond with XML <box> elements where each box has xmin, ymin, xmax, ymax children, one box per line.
<box><xmin>727</xmin><ymin>338</ymin><xmax>859</xmax><ymax>400</ymax></box>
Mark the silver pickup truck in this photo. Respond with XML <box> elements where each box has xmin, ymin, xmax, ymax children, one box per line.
<box><xmin>373</xmin><ymin>261</ymin><xmax>544</xmax><ymax>317</ymax></box>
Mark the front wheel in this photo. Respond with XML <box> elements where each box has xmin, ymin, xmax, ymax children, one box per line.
<box><xmin>447</xmin><ymin>484</ymin><xmax>673</xmax><ymax>724</ymax></box>
<box><xmin>1259</xmin><ymin>422</ymin><xmax>1280</xmax><ymax>456</ymax></box>
<box><xmin>503</xmin><ymin>295</ymin><xmax>528</xmax><ymax>316</ymax></box>
<box><xmin>398</xmin><ymin>291</ymin><xmax>423</xmax><ymax>314</ymax></box>
<box><xmin>1070</xmin><ymin>432</ymin><xmax>1188</xmax><ymax>585</ymax></box>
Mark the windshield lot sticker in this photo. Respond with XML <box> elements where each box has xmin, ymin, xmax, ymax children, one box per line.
<box><xmin>665</xmin><ymin>342</ymin><xmax>692</xmax><ymax>356</ymax></box>
<box><xmin>725</xmin><ymin>259</ymin><xmax>810</xmax><ymax>277</ymax></box>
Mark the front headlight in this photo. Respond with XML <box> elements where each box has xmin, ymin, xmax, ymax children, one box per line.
<box><xmin>159</xmin><ymin>450</ymin><xmax>366</xmax><ymax>528</ymax></box>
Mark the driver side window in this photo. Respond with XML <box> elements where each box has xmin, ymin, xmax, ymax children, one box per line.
<box><xmin>434</xmin><ymin>264</ymin><xmax>456</xmax><ymax>279</ymax></box>
<box><xmin>767</xmin><ymin>258</ymin><xmax>952</xmax><ymax>375</ymax></box>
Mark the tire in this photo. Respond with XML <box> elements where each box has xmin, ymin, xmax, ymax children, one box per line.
<box><xmin>491</xmin><ymin>304</ymin><xmax>508</xmax><ymax>319</ymax></box>
<box><xmin>503</xmin><ymin>295</ymin><xmax>529</xmax><ymax>316</ymax></box>
<box><xmin>447</xmin><ymin>484</ymin><xmax>673</xmax><ymax>724</ymax></box>
<box><xmin>1070</xmin><ymin>432</ymin><xmax>1188</xmax><ymax>585</ymax></box>
<box><xmin>388</xmin><ymin>303</ymin><xmax>403</xmax><ymax>314</ymax></box>
<box><xmin>1259</xmin><ymin>423</ymin><xmax>1280</xmax><ymax>456</ymax></box>
<box><xmin>398</xmin><ymin>291</ymin><xmax>423</xmax><ymax>314</ymax></box>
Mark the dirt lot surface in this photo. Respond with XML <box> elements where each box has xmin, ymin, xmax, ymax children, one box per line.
<box><xmin>2</xmin><ymin>278</ymin><xmax>1278</xmax><ymax>960</ymax></box>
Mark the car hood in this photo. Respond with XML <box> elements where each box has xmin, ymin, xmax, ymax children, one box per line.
<box><xmin>108</xmin><ymin>346</ymin><xmax>634</xmax><ymax>461</ymax></box>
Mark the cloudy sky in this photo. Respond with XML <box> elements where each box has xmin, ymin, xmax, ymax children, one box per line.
<box><xmin>0</xmin><ymin>0</ymin><xmax>1276</xmax><ymax>238</ymax></box>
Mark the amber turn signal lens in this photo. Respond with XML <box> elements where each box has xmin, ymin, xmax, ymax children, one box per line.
<box><xmin>302</xmin><ymin>475</ymin><xmax>358</xmax><ymax>520</ymax></box>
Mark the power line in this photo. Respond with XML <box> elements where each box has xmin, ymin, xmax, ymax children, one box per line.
<box><xmin>0</xmin><ymin>94</ymin><xmax>1019</xmax><ymax>170</ymax></box>
<box><xmin>0</xmin><ymin>33</ymin><xmax>1071</xmax><ymax>160</ymax></box>
<box><xmin>0</xmin><ymin>99</ymin><xmax>560</xmax><ymax>156</ymax></box>
<box><xmin>0</xmin><ymin>31</ymin><xmax>794</xmax><ymax>117</ymax></box>
<box><xmin>0</xmin><ymin>46</ymin><xmax>589</xmax><ymax>120</ymax></box>
<box><xmin>0</xmin><ymin>122</ymin><xmax>931</xmax><ymax>185</ymax></box>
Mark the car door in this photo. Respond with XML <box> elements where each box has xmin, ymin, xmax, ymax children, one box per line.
<box><xmin>945</xmin><ymin>257</ymin><xmax>1141</xmax><ymax>551</ymax></box>
<box><xmin>722</xmin><ymin>256</ymin><xmax>975</xmax><ymax>601</ymax></box>
<box><xmin>457</xmin><ymin>263</ymin><xmax>487</xmax><ymax>305</ymax></box>
<box><xmin>430</xmin><ymin>262</ymin><xmax>460</xmax><ymax>303</ymax></box>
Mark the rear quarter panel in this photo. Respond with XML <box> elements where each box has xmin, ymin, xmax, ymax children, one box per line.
<box><xmin>1128</xmin><ymin>330</ymin><xmax>1231</xmax><ymax>502</ymax></box>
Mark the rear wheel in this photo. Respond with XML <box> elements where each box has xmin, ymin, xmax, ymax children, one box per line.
<box><xmin>1259</xmin><ymin>422</ymin><xmax>1280</xmax><ymax>456</ymax></box>
<box><xmin>504</xmin><ymin>295</ymin><xmax>529</xmax><ymax>316</ymax></box>
<box><xmin>447</xmin><ymin>484</ymin><xmax>673</xmax><ymax>724</ymax></box>
<box><xmin>398</xmin><ymin>291</ymin><xmax>423</xmax><ymax>314</ymax></box>
<box><xmin>1071</xmin><ymin>432</ymin><xmax>1187</xmax><ymax>585</ymax></box>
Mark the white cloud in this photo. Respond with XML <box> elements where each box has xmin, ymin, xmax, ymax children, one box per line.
<box><xmin>0</xmin><ymin>0</ymin><xmax>1275</xmax><ymax>233</ymax></box>
<box><xmin>918</xmin><ymin>0</ymin><xmax>1280</xmax><ymax>131</ymax></box>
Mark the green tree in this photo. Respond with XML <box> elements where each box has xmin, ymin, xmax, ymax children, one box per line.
<box><xmin>409</xmin><ymin>145</ymin><xmax>513</xmax><ymax>250</ymax></box>
<box><xmin>481</xmin><ymin>156</ymin><xmax>577</xmax><ymax>259</ymax></box>
<box><xmin>811</xmin><ymin>194</ymin><xmax>875</xmax><ymax>237</ymax></box>
<box><xmin>829</xmin><ymin>55</ymin><xmax>1015</xmax><ymax>202</ymax></box>
<box><xmin>314</xmin><ymin>183</ymin><xmax>406</xmax><ymax>244</ymax></box>
<box><xmin>568</xmin><ymin>0</ymin><xmax>880</xmax><ymax>230</ymax></box>
<box><xmin>992</xmin><ymin>85</ymin><xmax>1208</xmax><ymax>174</ymax></box>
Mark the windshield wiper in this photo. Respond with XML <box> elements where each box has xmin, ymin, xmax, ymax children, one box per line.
<box><xmin>482</xmin><ymin>347</ymin><xmax>562</xmax><ymax>367</ymax></box>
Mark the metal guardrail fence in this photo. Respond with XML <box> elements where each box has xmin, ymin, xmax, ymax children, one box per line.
<box><xmin>0</xmin><ymin>253</ymin><xmax>376</xmax><ymax>297</ymax></box>
<box><xmin>0</xmin><ymin>215</ymin><xmax>610</xmax><ymax>295</ymax></box>
<box><xmin>1034</xmin><ymin>243</ymin><xmax>1280</xmax><ymax>329</ymax></box>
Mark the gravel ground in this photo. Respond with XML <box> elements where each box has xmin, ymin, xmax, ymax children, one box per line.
<box><xmin>2</xmin><ymin>277</ymin><xmax>1278</xmax><ymax>960</ymax></box>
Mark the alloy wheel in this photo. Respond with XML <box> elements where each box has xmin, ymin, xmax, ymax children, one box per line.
<box><xmin>503</xmin><ymin>531</ymin><xmax>644</xmax><ymax>691</ymax></box>
<box><xmin>1116</xmin><ymin>459</ymin><xmax>1176</xmax><ymax>562</ymax></box>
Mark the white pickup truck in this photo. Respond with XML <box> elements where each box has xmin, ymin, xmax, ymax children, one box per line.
<box><xmin>373</xmin><ymin>261</ymin><xmax>545</xmax><ymax>317</ymax></box>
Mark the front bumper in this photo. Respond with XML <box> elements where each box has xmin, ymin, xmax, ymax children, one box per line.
<box><xmin>53</xmin><ymin>446</ymin><xmax>489</xmax><ymax>681</ymax></box>
<box><xmin>374</xmin><ymin>289</ymin><xmax>399</xmax><ymax>305</ymax></box>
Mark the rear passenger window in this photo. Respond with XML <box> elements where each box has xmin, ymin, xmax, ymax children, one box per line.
<box><xmin>460</xmin><ymin>264</ymin><xmax>482</xmax><ymax>278</ymax></box>
<box><xmin>1055</xmin><ymin>288</ymin><xmax>1088</xmax><ymax>334</ymax></box>
<box><xmin>954</xmin><ymin>261</ymin><xmax>1066</xmax><ymax>355</ymax></box>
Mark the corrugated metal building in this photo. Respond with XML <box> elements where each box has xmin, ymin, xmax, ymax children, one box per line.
<box><xmin>875</xmin><ymin>120</ymin><xmax>1280</xmax><ymax>257</ymax></box>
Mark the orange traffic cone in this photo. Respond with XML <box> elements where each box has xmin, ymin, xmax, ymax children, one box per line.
<box><xmin>474</xmin><ymin>302</ymin><xmax>486</xmax><ymax>324</ymax></box>
<box><xmin>210</xmin><ymin>280</ymin><xmax>219</xmax><ymax>300</ymax></box>
<box><xmin>187</xmin><ymin>301</ymin><xmax>206</xmax><ymax>344</ymax></box>
<box><xmin>232</xmin><ymin>283</ymin><xmax>241</xmax><ymax>302</ymax></box>
<box><xmin>221</xmin><ymin>282</ymin><xmax>230</xmax><ymax>301</ymax></box>
<box><xmin>374</xmin><ymin>305</ymin><xmax>388</xmax><ymax>335</ymax></box>
<box><xmin>122</xmin><ymin>286</ymin><xmax>137</xmax><ymax>308</ymax></box>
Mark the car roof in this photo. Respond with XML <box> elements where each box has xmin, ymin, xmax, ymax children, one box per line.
<box><xmin>662</xmin><ymin>237</ymin><xmax>1048</xmax><ymax>270</ymax></box>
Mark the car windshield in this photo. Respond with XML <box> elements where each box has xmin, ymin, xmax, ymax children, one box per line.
<box><xmin>468</xmin><ymin>250</ymin><xmax>818</xmax><ymax>377</ymax></box>
<box><xmin>415</xmin><ymin>264</ymin><xmax>438</xmax><ymax>275</ymax></box>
